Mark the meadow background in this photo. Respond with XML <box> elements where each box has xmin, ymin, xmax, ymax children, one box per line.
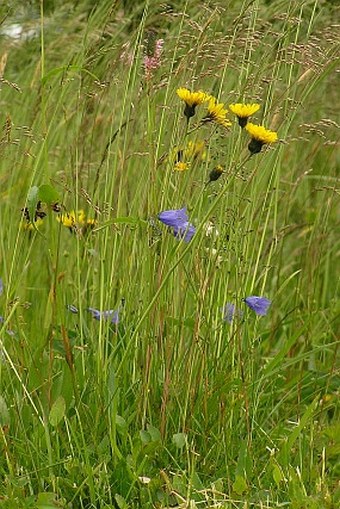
<box><xmin>0</xmin><ymin>0</ymin><xmax>339</xmax><ymax>507</ymax></box>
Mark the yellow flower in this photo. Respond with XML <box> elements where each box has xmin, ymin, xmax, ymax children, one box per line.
<box><xmin>174</xmin><ymin>161</ymin><xmax>190</xmax><ymax>171</ymax></box>
<box><xmin>245</xmin><ymin>122</ymin><xmax>278</xmax><ymax>154</ymax></box>
<box><xmin>176</xmin><ymin>87</ymin><xmax>208</xmax><ymax>119</ymax></box>
<box><xmin>170</xmin><ymin>140</ymin><xmax>206</xmax><ymax>171</ymax></box>
<box><xmin>184</xmin><ymin>140</ymin><xmax>206</xmax><ymax>160</ymax></box>
<box><xmin>204</xmin><ymin>97</ymin><xmax>231</xmax><ymax>128</ymax></box>
<box><xmin>21</xmin><ymin>218</ymin><xmax>44</xmax><ymax>231</ymax></box>
<box><xmin>229</xmin><ymin>103</ymin><xmax>260</xmax><ymax>128</ymax></box>
<box><xmin>57</xmin><ymin>210</ymin><xmax>77</xmax><ymax>228</ymax></box>
<box><xmin>57</xmin><ymin>210</ymin><xmax>96</xmax><ymax>231</ymax></box>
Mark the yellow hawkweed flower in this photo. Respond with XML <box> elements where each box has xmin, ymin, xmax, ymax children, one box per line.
<box><xmin>57</xmin><ymin>210</ymin><xmax>77</xmax><ymax>228</ymax></box>
<box><xmin>229</xmin><ymin>103</ymin><xmax>260</xmax><ymax>128</ymax></box>
<box><xmin>170</xmin><ymin>140</ymin><xmax>206</xmax><ymax>171</ymax></box>
<box><xmin>184</xmin><ymin>140</ymin><xmax>206</xmax><ymax>160</ymax></box>
<box><xmin>21</xmin><ymin>217</ymin><xmax>44</xmax><ymax>231</ymax></box>
<box><xmin>245</xmin><ymin>122</ymin><xmax>278</xmax><ymax>154</ymax></box>
<box><xmin>204</xmin><ymin>97</ymin><xmax>231</xmax><ymax>128</ymax></box>
<box><xmin>176</xmin><ymin>87</ymin><xmax>208</xmax><ymax>119</ymax></box>
<box><xmin>57</xmin><ymin>210</ymin><xmax>96</xmax><ymax>232</ymax></box>
<box><xmin>174</xmin><ymin>161</ymin><xmax>190</xmax><ymax>172</ymax></box>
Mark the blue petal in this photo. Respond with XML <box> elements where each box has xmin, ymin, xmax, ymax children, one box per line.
<box><xmin>173</xmin><ymin>221</ymin><xmax>196</xmax><ymax>242</ymax></box>
<box><xmin>244</xmin><ymin>296</ymin><xmax>271</xmax><ymax>316</ymax></box>
<box><xmin>158</xmin><ymin>207</ymin><xmax>188</xmax><ymax>228</ymax></box>
<box><xmin>222</xmin><ymin>303</ymin><xmax>243</xmax><ymax>323</ymax></box>
<box><xmin>87</xmin><ymin>307</ymin><xmax>102</xmax><ymax>320</ymax></box>
<box><xmin>88</xmin><ymin>307</ymin><xmax>119</xmax><ymax>324</ymax></box>
<box><xmin>101</xmin><ymin>309</ymin><xmax>119</xmax><ymax>324</ymax></box>
<box><xmin>0</xmin><ymin>278</ymin><xmax>3</xmax><ymax>296</ymax></box>
<box><xmin>222</xmin><ymin>303</ymin><xmax>235</xmax><ymax>323</ymax></box>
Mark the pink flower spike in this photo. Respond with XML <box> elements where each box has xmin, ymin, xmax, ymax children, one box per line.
<box><xmin>143</xmin><ymin>38</ymin><xmax>164</xmax><ymax>80</ymax></box>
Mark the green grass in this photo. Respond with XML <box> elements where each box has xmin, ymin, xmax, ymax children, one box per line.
<box><xmin>0</xmin><ymin>0</ymin><xmax>339</xmax><ymax>507</ymax></box>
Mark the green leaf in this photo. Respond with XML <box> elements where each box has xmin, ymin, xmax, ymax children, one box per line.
<box><xmin>36</xmin><ymin>492</ymin><xmax>59</xmax><ymax>508</ymax></box>
<box><xmin>93</xmin><ymin>217</ymin><xmax>147</xmax><ymax>231</ymax></box>
<box><xmin>0</xmin><ymin>395</ymin><xmax>10</xmax><ymax>426</ymax></box>
<box><xmin>273</xmin><ymin>464</ymin><xmax>284</xmax><ymax>486</ymax></box>
<box><xmin>235</xmin><ymin>439</ymin><xmax>250</xmax><ymax>477</ymax></box>
<box><xmin>172</xmin><ymin>432</ymin><xmax>186</xmax><ymax>449</ymax></box>
<box><xmin>140</xmin><ymin>429</ymin><xmax>151</xmax><ymax>444</ymax></box>
<box><xmin>38</xmin><ymin>184</ymin><xmax>59</xmax><ymax>205</ymax></box>
<box><xmin>147</xmin><ymin>424</ymin><xmax>161</xmax><ymax>442</ymax></box>
<box><xmin>287</xmin><ymin>397</ymin><xmax>319</xmax><ymax>450</ymax></box>
<box><xmin>232</xmin><ymin>474</ymin><xmax>248</xmax><ymax>495</ymax></box>
<box><xmin>114</xmin><ymin>494</ymin><xmax>128</xmax><ymax>509</ymax></box>
<box><xmin>49</xmin><ymin>396</ymin><xmax>66</xmax><ymax>427</ymax></box>
<box><xmin>27</xmin><ymin>185</ymin><xmax>39</xmax><ymax>227</ymax></box>
<box><xmin>115</xmin><ymin>415</ymin><xmax>127</xmax><ymax>432</ymax></box>
<box><xmin>27</xmin><ymin>185</ymin><xmax>39</xmax><ymax>203</ymax></box>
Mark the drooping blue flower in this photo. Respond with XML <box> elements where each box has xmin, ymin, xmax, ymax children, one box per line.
<box><xmin>87</xmin><ymin>307</ymin><xmax>119</xmax><ymax>324</ymax></box>
<box><xmin>158</xmin><ymin>207</ymin><xmax>195</xmax><ymax>243</ymax></box>
<box><xmin>0</xmin><ymin>278</ymin><xmax>3</xmax><ymax>296</ymax></box>
<box><xmin>222</xmin><ymin>303</ymin><xmax>236</xmax><ymax>323</ymax></box>
<box><xmin>173</xmin><ymin>221</ymin><xmax>196</xmax><ymax>242</ymax></box>
<box><xmin>158</xmin><ymin>207</ymin><xmax>188</xmax><ymax>227</ymax></box>
<box><xmin>222</xmin><ymin>303</ymin><xmax>243</xmax><ymax>323</ymax></box>
<box><xmin>244</xmin><ymin>296</ymin><xmax>271</xmax><ymax>316</ymax></box>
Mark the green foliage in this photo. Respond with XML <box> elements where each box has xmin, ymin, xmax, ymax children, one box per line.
<box><xmin>0</xmin><ymin>0</ymin><xmax>339</xmax><ymax>507</ymax></box>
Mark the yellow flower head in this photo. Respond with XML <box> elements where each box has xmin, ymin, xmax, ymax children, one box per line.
<box><xmin>21</xmin><ymin>217</ymin><xmax>44</xmax><ymax>231</ymax></box>
<box><xmin>245</xmin><ymin>122</ymin><xmax>278</xmax><ymax>154</ymax></box>
<box><xmin>204</xmin><ymin>97</ymin><xmax>231</xmax><ymax>128</ymax></box>
<box><xmin>229</xmin><ymin>103</ymin><xmax>260</xmax><ymax>128</ymax></box>
<box><xmin>174</xmin><ymin>161</ymin><xmax>190</xmax><ymax>172</ymax></box>
<box><xmin>170</xmin><ymin>140</ymin><xmax>206</xmax><ymax>171</ymax></box>
<box><xmin>57</xmin><ymin>210</ymin><xmax>96</xmax><ymax>232</ymax></box>
<box><xmin>57</xmin><ymin>210</ymin><xmax>77</xmax><ymax>228</ymax></box>
<box><xmin>176</xmin><ymin>87</ymin><xmax>208</xmax><ymax>119</ymax></box>
<box><xmin>184</xmin><ymin>140</ymin><xmax>206</xmax><ymax>160</ymax></box>
<box><xmin>176</xmin><ymin>88</ymin><xmax>208</xmax><ymax>107</ymax></box>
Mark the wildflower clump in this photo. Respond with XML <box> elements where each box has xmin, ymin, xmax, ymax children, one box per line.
<box><xmin>176</xmin><ymin>88</ymin><xmax>208</xmax><ymax>120</ymax></box>
<box><xmin>229</xmin><ymin>103</ymin><xmax>260</xmax><ymax>128</ymax></box>
<box><xmin>245</xmin><ymin>123</ymin><xmax>278</xmax><ymax>154</ymax></box>
<box><xmin>158</xmin><ymin>207</ymin><xmax>195</xmax><ymax>243</ymax></box>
